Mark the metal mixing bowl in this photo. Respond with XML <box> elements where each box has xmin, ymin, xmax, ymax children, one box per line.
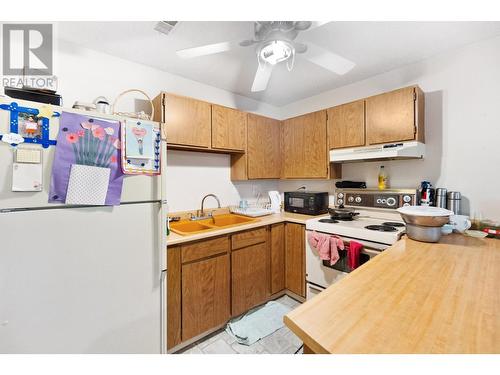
<box><xmin>406</xmin><ymin>224</ymin><xmax>443</xmax><ymax>243</ymax></box>
<box><xmin>399</xmin><ymin>213</ymin><xmax>450</xmax><ymax>227</ymax></box>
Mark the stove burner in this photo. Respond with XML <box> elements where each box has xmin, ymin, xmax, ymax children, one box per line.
<box><xmin>319</xmin><ymin>218</ymin><xmax>339</xmax><ymax>223</ymax></box>
<box><xmin>382</xmin><ymin>222</ymin><xmax>405</xmax><ymax>227</ymax></box>
<box><xmin>365</xmin><ymin>225</ymin><xmax>398</xmax><ymax>232</ymax></box>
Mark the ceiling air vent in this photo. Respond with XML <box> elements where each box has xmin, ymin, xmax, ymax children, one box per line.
<box><xmin>154</xmin><ymin>21</ymin><xmax>179</xmax><ymax>35</ymax></box>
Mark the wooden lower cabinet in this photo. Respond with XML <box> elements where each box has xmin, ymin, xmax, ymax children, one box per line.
<box><xmin>231</xmin><ymin>243</ymin><xmax>268</xmax><ymax>316</ymax></box>
<box><xmin>181</xmin><ymin>253</ymin><xmax>230</xmax><ymax>342</ymax></box>
<box><xmin>231</xmin><ymin>229</ymin><xmax>269</xmax><ymax>317</ymax></box>
<box><xmin>270</xmin><ymin>223</ymin><xmax>285</xmax><ymax>294</ymax></box>
<box><xmin>285</xmin><ymin>223</ymin><xmax>306</xmax><ymax>298</ymax></box>
<box><xmin>167</xmin><ymin>224</ymin><xmax>304</xmax><ymax>350</ymax></box>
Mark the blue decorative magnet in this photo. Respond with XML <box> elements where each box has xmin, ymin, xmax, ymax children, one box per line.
<box><xmin>0</xmin><ymin>102</ymin><xmax>59</xmax><ymax>148</ymax></box>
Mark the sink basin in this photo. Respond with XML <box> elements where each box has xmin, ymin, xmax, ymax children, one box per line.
<box><xmin>210</xmin><ymin>214</ymin><xmax>257</xmax><ymax>228</ymax></box>
<box><xmin>169</xmin><ymin>214</ymin><xmax>259</xmax><ymax>235</ymax></box>
<box><xmin>169</xmin><ymin>220</ymin><xmax>213</xmax><ymax>235</ymax></box>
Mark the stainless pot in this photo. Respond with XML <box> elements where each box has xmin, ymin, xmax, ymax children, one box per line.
<box><xmin>399</xmin><ymin>212</ymin><xmax>450</xmax><ymax>227</ymax></box>
<box><xmin>406</xmin><ymin>224</ymin><xmax>442</xmax><ymax>243</ymax></box>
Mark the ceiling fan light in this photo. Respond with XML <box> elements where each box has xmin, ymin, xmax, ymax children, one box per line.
<box><xmin>259</xmin><ymin>40</ymin><xmax>293</xmax><ymax>65</ymax></box>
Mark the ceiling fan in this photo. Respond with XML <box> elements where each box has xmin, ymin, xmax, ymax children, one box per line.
<box><xmin>175</xmin><ymin>21</ymin><xmax>356</xmax><ymax>92</ymax></box>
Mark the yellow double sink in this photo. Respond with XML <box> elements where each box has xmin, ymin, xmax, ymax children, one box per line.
<box><xmin>169</xmin><ymin>213</ymin><xmax>259</xmax><ymax>235</ymax></box>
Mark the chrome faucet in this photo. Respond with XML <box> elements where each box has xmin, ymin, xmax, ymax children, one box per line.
<box><xmin>190</xmin><ymin>194</ymin><xmax>222</xmax><ymax>221</ymax></box>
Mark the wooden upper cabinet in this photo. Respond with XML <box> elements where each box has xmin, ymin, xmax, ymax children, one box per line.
<box><xmin>211</xmin><ymin>105</ymin><xmax>247</xmax><ymax>152</ymax></box>
<box><xmin>327</xmin><ymin>100</ymin><xmax>365</xmax><ymax>149</ymax></box>
<box><xmin>282</xmin><ymin>111</ymin><xmax>329</xmax><ymax>179</ymax></box>
<box><xmin>247</xmin><ymin>114</ymin><xmax>281</xmax><ymax>179</ymax></box>
<box><xmin>156</xmin><ymin>93</ymin><xmax>212</xmax><ymax>148</ymax></box>
<box><xmin>366</xmin><ymin>86</ymin><xmax>424</xmax><ymax>145</ymax></box>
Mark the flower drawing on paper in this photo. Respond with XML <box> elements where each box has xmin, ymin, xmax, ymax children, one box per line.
<box><xmin>69</xmin><ymin>121</ymin><xmax>120</xmax><ymax>168</ymax></box>
<box><xmin>92</xmin><ymin>126</ymin><xmax>105</xmax><ymax>140</ymax></box>
<box><xmin>66</xmin><ymin>133</ymin><xmax>78</xmax><ymax>143</ymax></box>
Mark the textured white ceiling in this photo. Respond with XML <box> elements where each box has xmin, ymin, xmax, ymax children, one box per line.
<box><xmin>55</xmin><ymin>21</ymin><xmax>500</xmax><ymax>106</ymax></box>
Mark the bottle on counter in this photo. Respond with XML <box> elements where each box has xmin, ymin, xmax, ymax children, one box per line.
<box><xmin>418</xmin><ymin>181</ymin><xmax>434</xmax><ymax>206</ymax></box>
<box><xmin>378</xmin><ymin>165</ymin><xmax>388</xmax><ymax>190</ymax></box>
<box><xmin>447</xmin><ymin>191</ymin><xmax>461</xmax><ymax>214</ymax></box>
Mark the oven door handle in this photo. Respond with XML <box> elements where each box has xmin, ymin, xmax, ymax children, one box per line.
<box><xmin>362</xmin><ymin>248</ymin><xmax>383</xmax><ymax>257</ymax></box>
<box><xmin>307</xmin><ymin>283</ymin><xmax>326</xmax><ymax>292</ymax></box>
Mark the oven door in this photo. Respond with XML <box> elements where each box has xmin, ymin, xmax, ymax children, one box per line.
<box><xmin>305</xmin><ymin>230</ymin><xmax>387</xmax><ymax>299</ymax></box>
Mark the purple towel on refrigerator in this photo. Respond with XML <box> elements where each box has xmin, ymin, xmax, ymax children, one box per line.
<box><xmin>49</xmin><ymin>111</ymin><xmax>124</xmax><ymax>205</ymax></box>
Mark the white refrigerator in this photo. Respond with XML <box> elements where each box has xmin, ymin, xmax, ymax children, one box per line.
<box><xmin>0</xmin><ymin>97</ymin><xmax>167</xmax><ymax>353</ymax></box>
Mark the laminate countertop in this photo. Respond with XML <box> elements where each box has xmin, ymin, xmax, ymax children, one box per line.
<box><xmin>284</xmin><ymin>234</ymin><xmax>500</xmax><ymax>354</ymax></box>
<box><xmin>166</xmin><ymin>211</ymin><xmax>323</xmax><ymax>246</ymax></box>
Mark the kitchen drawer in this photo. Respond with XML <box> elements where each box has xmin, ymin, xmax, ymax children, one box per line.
<box><xmin>231</xmin><ymin>227</ymin><xmax>267</xmax><ymax>250</ymax></box>
<box><xmin>181</xmin><ymin>236</ymin><xmax>229</xmax><ymax>263</ymax></box>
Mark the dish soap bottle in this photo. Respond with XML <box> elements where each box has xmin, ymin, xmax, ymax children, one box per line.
<box><xmin>378</xmin><ymin>165</ymin><xmax>388</xmax><ymax>190</ymax></box>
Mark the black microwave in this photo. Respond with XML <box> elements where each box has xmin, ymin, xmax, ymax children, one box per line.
<box><xmin>284</xmin><ymin>191</ymin><xmax>329</xmax><ymax>215</ymax></box>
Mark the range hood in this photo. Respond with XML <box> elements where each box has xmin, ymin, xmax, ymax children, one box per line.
<box><xmin>330</xmin><ymin>141</ymin><xmax>425</xmax><ymax>163</ymax></box>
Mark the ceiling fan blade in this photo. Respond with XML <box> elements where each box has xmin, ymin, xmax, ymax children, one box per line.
<box><xmin>294</xmin><ymin>21</ymin><xmax>330</xmax><ymax>31</ymax></box>
<box><xmin>176</xmin><ymin>41</ymin><xmax>233</xmax><ymax>59</ymax></box>
<box><xmin>251</xmin><ymin>63</ymin><xmax>273</xmax><ymax>92</ymax></box>
<box><xmin>308</xmin><ymin>21</ymin><xmax>330</xmax><ymax>30</ymax></box>
<box><xmin>293</xmin><ymin>42</ymin><xmax>308</xmax><ymax>54</ymax></box>
<box><xmin>303</xmin><ymin>43</ymin><xmax>355</xmax><ymax>75</ymax></box>
<box><xmin>239</xmin><ymin>39</ymin><xmax>257</xmax><ymax>47</ymax></box>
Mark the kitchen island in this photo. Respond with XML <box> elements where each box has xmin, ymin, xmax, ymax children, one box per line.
<box><xmin>284</xmin><ymin>234</ymin><xmax>500</xmax><ymax>353</ymax></box>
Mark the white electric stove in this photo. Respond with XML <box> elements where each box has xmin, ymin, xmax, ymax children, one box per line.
<box><xmin>304</xmin><ymin>188</ymin><xmax>416</xmax><ymax>300</ymax></box>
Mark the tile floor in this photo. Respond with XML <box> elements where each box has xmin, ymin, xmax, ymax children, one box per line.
<box><xmin>179</xmin><ymin>295</ymin><xmax>303</xmax><ymax>354</ymax></box>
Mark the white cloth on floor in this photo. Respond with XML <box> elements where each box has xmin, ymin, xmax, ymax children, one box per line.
<box><xmin>226</xmin><ymin>300</ymin><xmax>292</xmax><ymax>346</ymax></box>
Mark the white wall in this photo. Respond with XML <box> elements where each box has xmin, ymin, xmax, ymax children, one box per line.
<box><xmin>166</xmin><ymin>150</ymin><xmax>278</xmax><ymax>212</ymax></box>
<box><xmin>281</xmin><ymin>35</ymin><xmax>500</xmax><ymax>221</ymax></box>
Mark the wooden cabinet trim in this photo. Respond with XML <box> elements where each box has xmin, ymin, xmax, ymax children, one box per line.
<box><xmin>181</xmin><ymin>236</ymin><xmax>229</xmax><ymax>264</ymax></box>
<box><xmin>167</xmin><ymin>245</ymin><xmax>182</xmax><ymax>349</ymax></box>
<box><xmin>231</xmin><ymin>227</ymin><xmax>268</xmax><ymax>250</ymax></box>
<box><xmin>285</xmin><ymin>223</ymin><xmax>306</xmax><ymax>298</ymax></box>
<box><xmin>270</xmin><ymin>223</ymin><xmax>285</xmax><ymax>295</ymax></box>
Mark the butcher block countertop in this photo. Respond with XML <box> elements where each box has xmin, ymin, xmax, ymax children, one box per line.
<box><xmin>167</xmin><ymin>211</ymin><xmax>321</xmax><ymax>246</ymax></box>
<box><xmin>284</xmin><ymin>234</ymin><xmax>500</xmax><ymax>354</ymax></box>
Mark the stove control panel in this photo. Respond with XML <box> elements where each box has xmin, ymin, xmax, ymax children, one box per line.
<box><xmin>336</xmin><ymin>190</ymin><xmax>416</xmax><ymax>210</ymax></box>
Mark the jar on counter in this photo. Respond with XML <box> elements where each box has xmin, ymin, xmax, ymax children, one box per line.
<box><xmin>447</xmin><ymin>191</ymin><xmax>461</xmax><ymax>214</ymax></box>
